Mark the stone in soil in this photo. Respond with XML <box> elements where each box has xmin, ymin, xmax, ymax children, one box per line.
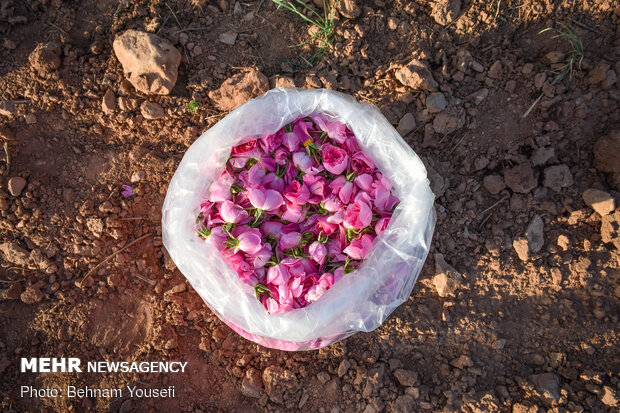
<box><xmin>395</xmin><ymin>59</ymin><xmax>438</xmax><ymax>91</ymax></box>
<box><xmin>582</xmin><ymin>188</ymin><xmax>615</xmax><ymax>216</ymax></box>
<box><xmin>512</xmin><ymin>238</ymin><xmax>529</xmax><ymax>261</ymax></box>
<box><xmin>600</xmin><ymin>386</ymin><xmax>618</xmax><ymax>407</ymax></box>
<box><xmin>433</xmin><ymin>253</ymin><xmax>462</xmax><ymax>297</ymax></box>
<box><xmin>102</xmin><ymin>89</ymin><xmax>116</xmax><ymax>114</ymax></box>
<box><xmin>393</xmin><ymin>369</ymin><xmax>417</xmax><ymax>386</ymax></box>
<box><xmin>601</xmin><ymin>210</ymin><xmax>620</xmax><ymax>249</ymax></box>
<box><xmin>140</xmin><ymin>101</ymin><xmax>165</xmax><ymax>119</ymax></box>
<box><xmin>450</xmin><ymin>354</ymin><xmax>473</xmax><ymax>369</ymax></box>
<box><xmin>587</xmin><ymin>63</ymin><xmax>610</xmax><ymax>85</ymax></box>
<box><xmin>529</xmin><ymin>372</ymin><xmax>560</xmax><ymax>404</ymax></box>
<box><xmin>262</xmin><ymin>366</ymin><xmax>295</xmax><ymax>404</ymax></box>
<box><xmin>425</xmin><ymin>163</ymin><xmax>448</xmax><ymax>198</ymax></box>
<box><xmin>0</xmin><ymin>125</ymin><xmax>14</xmax><ymax>141</ymax></box>
<box><xmin>486</xmin><ymin>60</ymin><xmax>503</xmax><ymax>79</ymax></box>
<box><xmin>392</xmin><ymin>395</ymin><xmax>416</xmax><ymax>413</ymax></box>
<box><xmin>21</xmin><ymin>285</ymin><xmax>44</xmax><ymax>304</ymax></box>
<box><xmin>525</xmin><ymin>215</ymin><xmax>544</xmax><ymax>253</ymax></box>
<box><xmin>3</xmin><ymin>282</ymin><xmax>24</xmax><ymax>299</ymax></box>
<box><xmin>531</xmin><ymin>147</ymin><xmax>554</xmax><ymax>166</ymax></box>
<box><xmin>433</xmin><ymin>106</ymin><xmax>465</xmax><ymax>134</ymax></box>
<box><xmin>593</xmin><ymin>130</ymin><xmax>620</xmax><ymax>173</ymax></box>
<box><xmin>396</xmin><ymin>112</ymin><xmax>416</xmax><ymax>136</ymax></box>
<box><xmin>131</xmin><ymin>170</ymin><xmax>146</xmax><ymax>182</ymax></box>
<box><xmin>317</xmin><ymin>371</ymin><xmax>330</xmax><ymax>384</ymax></box>
<box><xmin>337</xmin><ymin>359</ymin><xmax>350</xmax><ymax>377</ymax></box>
<box><xmin>25</xmin><ymin>113</ymin><xmax>37</xmax><ymax>124</ymax></box>
<box><xmin>8</xmin><ymin>176</ymin><xmax>27</xmax><ymax>196</ymax></box>
<box><xmin>113</xmin><ymin>29</ymin><xmax>182</xmax><ymax>95</ymax></box>
<box><xmin>504</xmin><ymin>164</ymin><xmax>537</xmax><ymax>194</ymax></box>
<box><xmin>467</xmin><ymin>88</ymin><xmax>489</xmax><ymax>105</ymax></box>
<box><xmin>338</xmin><ymin>0</ymin><xmax>361</xmax><ymax>19</ymax></box>
<box><xmin>208</xmin><ymin>68</ymin><xmax>269</xmax><ymax>111</ymax></box>
<box><xmin>483</xmin><ymin>174</ymin><xmax>505</xmax><ymax>195</ymax></box>
<box><xmin>0</xmin><ymin>100</ymin><xmax>17</xmax><ymax>117</ymax></box>
<box><xmin>29</xmin><ymin>42</ymin><xmax>61</xmax><ymax>75</ymax></box>
<box><xmin>240</xmin><ymin>368</ymin><xmax>263</xmax><ymax>398</ymax></box>
<box><xmin>430</xmin><ymin>0</ymin><xmax>461</xmax><ymax>26</ymax></box>
<box><xmin>426</xmin><ymin>92</ymin><xmax>447</xmax><ymax>113</ymax></box>
<box><xmin>219</xmin><ymin>31</ymin><xmax>238</xmax><ymax>45</ymax></box>
<box><xmin>543</xmin><ymin>164</ymin><xmax>573</xmax><ymax>192</ymax></box>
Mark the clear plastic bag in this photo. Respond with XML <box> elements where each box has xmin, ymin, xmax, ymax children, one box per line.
<box><xmin>162</xmin><ymin>88</ymin><xmax>435</xmax><ymax>351</ymax></box>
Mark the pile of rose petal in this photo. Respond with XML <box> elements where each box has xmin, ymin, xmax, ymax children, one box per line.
<box><xmin>196</xmin><ymin>115</ymin><xmax>399</xmax><ymax>314</ymax></box>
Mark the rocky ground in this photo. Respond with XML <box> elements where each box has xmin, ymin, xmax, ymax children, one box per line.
<box><xmin>1</xmin><ymin>0</ymin><xmax>619</xmax><ymax>412</ymax></box>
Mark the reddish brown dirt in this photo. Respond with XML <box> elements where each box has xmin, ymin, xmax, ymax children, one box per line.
<box><xmin>1</xmin><ymin>0</ymin><xmax>619</xmax><ymax>412</ymax></box>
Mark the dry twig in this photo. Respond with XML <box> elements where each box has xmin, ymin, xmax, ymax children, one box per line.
<box><xmin>81</xmin><ymin>233</ymin><xmax>153</xmax><ymax>283</ymax></box>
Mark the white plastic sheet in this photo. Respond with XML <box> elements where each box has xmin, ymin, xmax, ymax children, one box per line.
<box><xmin>162</xmin><ymin>88</ymin><xmax>435</xmax><ymax>350</ymax></box>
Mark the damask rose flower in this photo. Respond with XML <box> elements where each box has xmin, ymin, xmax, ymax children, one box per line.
<box><xmin>350</xmin><ymin>152</ymin><xmax>375</xmax><ymax>175</ymax></box>
<box><xmin>322</xmin><ymin>143</ymin><xmax>349</xmax><ymax>175</ymax></box>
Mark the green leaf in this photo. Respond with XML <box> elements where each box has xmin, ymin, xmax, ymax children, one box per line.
<box><xmin>185</xmin><ymin>100</ymin><xmax>199</xmax><ymax>113</ymax></box>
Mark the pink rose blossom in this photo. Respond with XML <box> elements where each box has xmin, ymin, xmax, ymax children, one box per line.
<box><xmin>350</xmin><ymin>152</ymin><xmax>375</xmax><ymax>174</ymax></box>
<box><xmin>343</xmin><ymin>196</ymin><xmax>372</xmax><ymax>230</ymax></box>
<box><xmin>283</xmin><ymin>180</ymin><xmax>310</xmax><ymax>204</ymax></box>
<box><xmin>343</xmin><ymin>234</ymin><xmax>375</xmax><ymax>260</ymax></box>
<box><xmin>219</xmin><ymin>200</ymin><xmax>249</xmax><ymax>224</ymax></box>
<box><xmin>322</xmin><ymin>143</ymin><xmax>349</xmax><ymax>175</ymax></box>
<box><xmin>308</xmin><ymin>241</ymin><xmax>327</xmax><ymax>265</ymax></box>
<box><xmin>247</xmin><ymin>187</ymin><xmax>284</xmax><ymax>211</ymax></box>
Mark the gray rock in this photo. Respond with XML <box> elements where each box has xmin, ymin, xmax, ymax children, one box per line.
<box><xmin>433</xmin><ymin>253</ymin><xmax>462</xmax><ymax>297</ymax></box>
<box><xmin>525</xmin><ymin>215</ymin><xmax>544</xmax><ymax>253</ymax></box>
<box><xmin>583</xmin><ymin>188</ymin><xmax>615</xmax><ymax>216</ymax></box>
<box><xmin>529</xmin><ymin>372</ymin><xmax>560</xmax><ymax>403</ymax></box>
<box><xmin>544</xmin><ymin>164</ymin><xmax>573</xmax><ymax>192</ymax></box>
<box><xmin>8</xmin><ymin>177</ymin><xmax>27</xmax><ymax>196</ymax></box>
<box><xmin>425</xmin><ymin>162</ymin><xmax>448</xmax><ymax>198</ymax></box>
<box><xmin>504</xmin><ymin>164</ymin><xmax>537</xmax><ymax>194</ymax></box>
<box><xmin>426</xmin><ymin>92</ymin><xmax>447</xmax><ymax>113</ymax></box>
<box><xmin>219</xmin><ymin>31</ymin><xmax>238</xmax><ymax>45</ymax></box>
<box><xmin>113</xmin><ymin>29</ymin><xmax>181</xmax><ymax>95</ymax></box>
<box><xmin>396</xmin><ymin>112</ymin><xmax>416</xmax><ymax>136</ymax></box>
<box><xmin>395</xmin><ymin>59</ymin><xmax>438</xmax><ymax>91</ymax></box>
